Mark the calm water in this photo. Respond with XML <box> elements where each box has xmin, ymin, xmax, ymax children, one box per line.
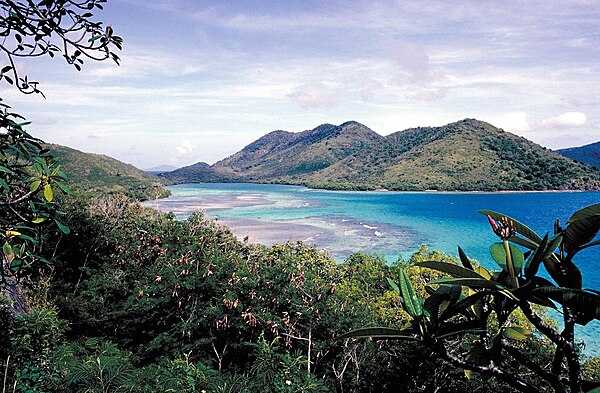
<box><xmin>149</xmin><ymin>183</ymin><xmax>600</xmax><ymax>354</ymax></box>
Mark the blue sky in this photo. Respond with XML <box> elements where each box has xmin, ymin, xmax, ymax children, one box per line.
<box><xmin>2</xmin><ymin>0</ymin><xmax>600</xmax><ymax>168</ymax></box>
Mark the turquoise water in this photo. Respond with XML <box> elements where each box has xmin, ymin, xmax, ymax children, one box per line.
<box><xmin>152</xmin><ymin>183</ymin><xmax>600</xmax><ymax>354</ymax></box>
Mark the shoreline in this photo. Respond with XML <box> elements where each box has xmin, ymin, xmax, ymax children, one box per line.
<box><xmin>160</xmin><ymin>181</ymin><xmax>595</xmax><ymax>198</ymax></box>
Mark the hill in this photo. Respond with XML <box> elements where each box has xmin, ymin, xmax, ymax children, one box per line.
<box><xmin>212</xmin><ymin>121</ymin><xmax>384</xmax><ymax>180</ymax></box>
<box><xmin>158</xmin><ymin>161</ymin><xmax>232</xmax><ymax>184</ymax></box>
<box><xmin>48</xmin><ymin>144</ymin><xmax>169</xmax><ymax>200</ymax></box>
<box><xmin>558</xmin><ymin>141</ymin><xmax>600</xmax><ymax>169</ymax></box>
<box><xmin>160</xmin><ymin>119</ymin><xmax>600</xmax><ymax>191</ymax></box>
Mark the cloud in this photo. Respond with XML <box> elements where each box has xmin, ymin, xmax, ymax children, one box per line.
<box><xmin>540</xmin><ymin>112</ymin><xmax>587</xmax><ymax>128</ymax></box>
<box><xmin>489</xmin><ymin>112</ymin><xmax>531</xmax><ymax>132</ymax></box>
<box><xmin>176</xmin><ymin>140</ymin><xmax>195</xmax><ymax>156</ymax></box>
<box><xmin>288</xmin><ymin>82</ymin><xmax>339</xmax><ymax>109</ymax></box>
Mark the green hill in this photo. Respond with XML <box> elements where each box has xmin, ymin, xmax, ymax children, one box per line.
<box><xmin>212</xmin><ymin>121</ymin><xmax>384</xmax><ymax>180</ymax></box>
<box><xmin>48</xmin><ymin>144</ymin><xmax>169</xmax><ymax>200</ymax></box>
<box><xmin>158</xmin><ymin>161</ymin><xmax>232</xmax><ymax>184</ymax></box>
<box><xmin>161</xmin><ymin>119</ymin><xmax>600</xmax><ymax>191</ymax></box>
<box><xmin>559</xmin><ymin>141</ymin><xmax>600</xmax><ymax>169</ymax></box>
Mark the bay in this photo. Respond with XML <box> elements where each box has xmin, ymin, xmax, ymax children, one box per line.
<box><xmin>146</xmin><ymin>182</ymin><xmax>600</xmax><ymax>354</ymax></box>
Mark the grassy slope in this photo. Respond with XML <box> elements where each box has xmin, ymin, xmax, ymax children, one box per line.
<box><xmin>304</xmin><ymin>119</ymin><xmax>600</xmax><ymax>191</ymax></box>
<box><xmin>48</xmin><ymin>144</ymin><xmax>169</xmax><ymax>200</ymax></box>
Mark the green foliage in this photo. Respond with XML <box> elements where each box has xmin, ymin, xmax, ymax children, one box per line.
<box><xmin>6</xmin><ymin>192</ymin><xmax>600</xmax><ymax>393</ymax></box>
<box><xmin>0</xmin><ymin>111</ymin><xmax>68</xmax><ymax>287</ymax></box>
<box><xmin>345</xmin><ymin>203</ymin><xmax>600</xmax><ymax>393</ymax></box>
<box><xmin>0</xmin><ymin>0</ymin><xmax>125</xmax><ymax>288</ymax></box>
<box><xmin>48</xmin><ymin>144</ymin><xmax>169</xmax><ymax>201</ymax></box>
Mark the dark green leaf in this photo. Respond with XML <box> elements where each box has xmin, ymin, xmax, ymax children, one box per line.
<box><xmin>525</xmin><ymin>234</ymin><xmax>548</xmax><ymax>279</ymax></box>
<box><xmin>417</xmin><ymin>260</ymin><xmax>485</xmax><ymax>280</ymax></box>
<box><xmin>398</xmin><ymin>268</ymin><xmax>423</xmax><ymax>318</ymax></box>
<box><xmin>490</xmin><ymin>242</ymin><xmax>525</xmax><ymax>271</ymax></box>
<box><xmin>457</xmin><ymin>246</ymin><xmax>474</xmax><ymax>270</ymax></box>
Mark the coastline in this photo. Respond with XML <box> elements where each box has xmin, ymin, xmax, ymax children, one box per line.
<box><xmin>159</xmin><ymin>181</ymin><xmax>595</xmax><ymax>198</ymax></box>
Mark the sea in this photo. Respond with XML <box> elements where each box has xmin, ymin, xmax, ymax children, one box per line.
<box><xmin>146</xmin><ymin>182</ymin><xmax>600</xmax><ymax>355</ymax></box>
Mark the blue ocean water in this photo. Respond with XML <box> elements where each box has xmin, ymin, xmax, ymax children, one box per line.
<box><xmin>156</xmin><ymin>183</ymin><xmax>600</xmax><ymax>354</ymax></box>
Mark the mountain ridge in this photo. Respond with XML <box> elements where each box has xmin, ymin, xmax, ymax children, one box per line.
<box><xmin>558</xmin><ymin>141</ymin><xmax>600</xmax><ymax>169</ymax></box>
<box><xmin>160</xmin><ymin>119</ymin><xmax>600</xmax><ymax>191</ymax></box>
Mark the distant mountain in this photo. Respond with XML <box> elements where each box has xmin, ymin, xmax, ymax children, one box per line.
<box><xmin>212</xmin><ymin>121</ymin><xmax>384</xmax><ymax>180</ymax></box>
<box><xmin>558</xmin><ymin>141</ymin><xmax>600</xmax><ymax>169</ymax></box>
<box><xmin>158</xmin><ymin>161</ymin><xmax>231</xmax><ymax>184</ymax></box>
<box><xmin>145</xmin><ymin>164</ymin><xmax>178</xmax><ymax>173</ymax></box>
<box><xmin>160</xmin><ymin>119</ymin><xmax>600</xmax><ymax>191</ymax></box>
<box><xmin>48</xmin><ymin>144</ymin><xmax>169</xmax><ymax>200</ymax></box>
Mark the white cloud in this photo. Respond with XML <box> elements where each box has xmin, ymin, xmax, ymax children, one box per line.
<box><xmin>540</xmin><ymin>112</ymin><xmax>587</xmax><ymax>128</ymax></box>
<box><xmin>176</xmin><ymin>140</ymin><xmax>195</xmax><ymax>156</ymax></box>
<box><xmin>288</xmin><ymin>82</ymin><xmax>340</xmax><ymax>109</ymax></box>
<box><xmin>488</xmin><ymin>112</ymin><xmax>531</xmax><ymax>132</ymax></box>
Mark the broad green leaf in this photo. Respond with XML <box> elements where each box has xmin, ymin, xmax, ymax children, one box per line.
<box><xmin>569</xmin><ymin>203</ymin><xmax>600</xmax><ymax>223</ymax></box>
<box><xmin>417</xmin><ymin>260</ymin><xmax>486</xmax><ymax>280</ymax></box>
<box><xmin>423</xmin><ymin>284</ymin><xmax>461</xmax><ymax>321</ymax></box>
<box><xmin>434</xmin><ymin>277</ymin><xmax>517</xmax><ymax>300</ymax></box>
<box><xmin>30</xmin><ymin>179</ymin><xmax>41</xmax><ymax>192</ymax></box>
<box><xmin>0</xmin><ymin>165</ymin><xmax>15</xmax><ymax>174</ymax></box>
<box><xmin>398</xmin><ymin>268</ymin><xmax>423</xmax><ymax>318</ymax></box>
<box><xmin>54</xmin><ymin>180</ymin><xmax>70</xmax><ymax>193</ymax></box>
<box><xmin>5</xmin><ymin>230</ymin><xmax>21</xmax><ymax>237</ymax></box>
<box><xmin>564</xmin><ymin>216</ymin><xmax>600</xmax><ymax>255</ymax></box>
<box><xmin>17</xmin><ymin>233</ymin><xmax>37</xmax><ymax>243</ymax></box>
<box><xmin>55</xmin><ymin>220</ymin><xmax>70</xmax><ymax>235</ymax></box>
<box><xmin>9</xmin><ymin>259</ymin><xmax>23</xmax><ymax>272</ymax></box>
<box><xmin>490</xmin><ymin>242</ymin><xmax>525</xmax><ymax>271</ymax></box>
<box><xmin>43</xmin><ymin>183</ymin><xmax>53</xmax><ymax>202</ymax></box>
<box><xmin>2</xmin><ymin>242</ymin><xmax>14</xmax><ymax>262</ymax></box>
<box><xmin>533</xmin><ymin>287</ymin><xmax>600</xmax><ymax>325</ymax></box>
<box><xmin>504</xmin><ymin>326</ymin><xmax>531</xmax><ymax>341</ymax></box>
<box><xmin>525</xmin><ymin>234</ymin><xmax>548</xmax><ymax>279</ymax></box>
<box><xmin>386</xmin><ymin>277</ymin><xmax>400</xmax><ymax>293</ymax></box>
<box><xmin>480</xmin><ymin>210</ymin><xmax>542</xmax><ymax>243</ymax></box>
<box><xmin>31</xmin><ymin>217</ymin><xmax>47</xmax><ymax>224</ymax></box>
<box><xmin>509</xmin><ymin>235</ymin><xmax>539</xmax><ymax>251</ymax></box>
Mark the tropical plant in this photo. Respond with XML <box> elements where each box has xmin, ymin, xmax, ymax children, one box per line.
<box><xmin>0</xmin><ymin>0</ymin><xmax>121</xmax><ymax>288</ymax></box>
<box><xmin>342</xmin><ymin>203</ymin><xmax>600</xmax><ymax>393</ymax></box>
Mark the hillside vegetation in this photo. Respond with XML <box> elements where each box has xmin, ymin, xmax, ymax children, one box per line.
<box><xmin>7</xmin><ymin>194</ymin><xmax>597</xmax><ymax>393</ymax></box>
<box><xmin>559</xmin><ymin>141</ymin><xmax>600</xmax><ymax>169</ymax></box>
<box><xmin>161</xmin><ymin>119</ymin><xmax>600</xmax><ymax>191</ymax></box>
<box><xmin>48</xmin><ymin>144</ymin><xmax>169</xmax><ymax>200</ymax></box>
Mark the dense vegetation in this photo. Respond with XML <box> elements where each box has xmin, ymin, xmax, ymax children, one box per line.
<box><xmin>346</xmin><ymin>205</ymin><xmax>600</xmax><ymax>393</ymax></box>
<box><xmin>161</xmin><ymin>119</ymin><xmax>600</xmax><ymax>192</ymax></box>
<box><xmin>2</xmin><ymin>2</ymin><xmax>600</xmax><ymax>392</ymax></box>
<box><xmin>49</xmin><ymin>144</ymin><xmax>169</xmax><ymax>200</ymax></box>
<box><xmin>559</xmin><ymin>141</ymin><xmax>600</xmax><ymax>169</ymax></box>
<box><xmin>5</xmin><ymin>194</ymin><xmax>600</xmax><ymax>392</ymax></box>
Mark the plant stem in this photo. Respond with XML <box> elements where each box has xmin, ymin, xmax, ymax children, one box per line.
<box><xmin>503</xmin><ymin>240</ymin><xmax>518</xmax><ymax>288</ymax></box>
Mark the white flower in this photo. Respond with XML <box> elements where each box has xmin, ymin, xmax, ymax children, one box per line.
<box><xmin>285</xmin><ymin>380</ymin><xmax>292</xmax><ymax>385</ymax></box>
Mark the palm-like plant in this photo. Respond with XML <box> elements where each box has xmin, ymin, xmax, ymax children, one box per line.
<box><xmin>341</xmin><ymin>203</ymin><xmax>600</xmax><ymax>393</ymax></box>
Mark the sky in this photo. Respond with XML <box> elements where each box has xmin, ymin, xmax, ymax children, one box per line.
<box><xmin>1</xmin><ymin>0</ymin><xmax>600</xmax><ymax>169</ymax></box>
